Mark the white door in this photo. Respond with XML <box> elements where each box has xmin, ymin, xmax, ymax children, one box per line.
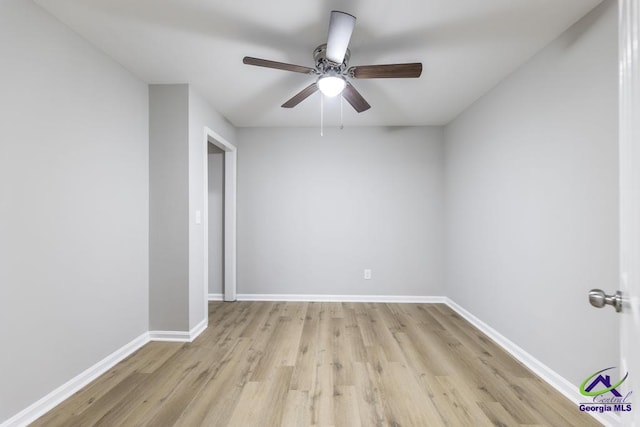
<box><xmin>619</xmin><ymin>0</ymin><xmax>640</xmax><ymax>425</ymax></box>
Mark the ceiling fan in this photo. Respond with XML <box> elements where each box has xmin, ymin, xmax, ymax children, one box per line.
<box><xmin>243</xmin><ymin>11</ymin><xmax>423</xmax><ymax>113</ymax></box>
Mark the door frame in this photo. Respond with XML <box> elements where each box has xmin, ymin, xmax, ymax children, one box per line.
<box><xmin>619</xmin><ymin>0</ymin><xmax>640</xmax><ymax>424</ymax></box>
<box><xmin>203</xmin><ymin>127</ymin><xmax>237</xmax><ymax>305</ymax></box>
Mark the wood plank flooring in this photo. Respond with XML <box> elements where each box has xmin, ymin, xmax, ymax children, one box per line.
<box><xmin>32</xmin><ymin>302</ymin><xmax>601</xmax><ymax>426</ymax></box>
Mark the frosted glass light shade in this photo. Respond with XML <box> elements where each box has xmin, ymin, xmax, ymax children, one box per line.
<box><xmin>318</xmin><ymin>76</ymin><xmax>346</xmax><ymax>97</ymax></box>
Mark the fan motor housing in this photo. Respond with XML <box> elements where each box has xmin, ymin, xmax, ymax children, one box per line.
<box><xmin>313</xmin><ymin>43</ymin><xmax>350</xmax><ymax>75</ymax></box>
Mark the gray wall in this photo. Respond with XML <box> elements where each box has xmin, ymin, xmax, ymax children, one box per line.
<box><xmin>444</xmin><ymin>0</ymin><xmax>618</xmax><ymax>386</ymax></box>
<box><xmin>236</xmin><ymin>126</ymin><xmax>445</xmax><ymax>297</ymax></box>
<box><xmin>0</xmin><ymin>0</ymin><xmax>149</xmax><ymax>422</ymax></box>
<box><xmin>150</xmin><ymin>85</ymin><xmax>236</xmax><ymax>331</ymax></box>
<box><xmin>149</xmin><ymin>84</ymin><xmax>190</xmax><ymax>331</ymax></box>
<box><xmin>208</xmin><ymin>146</ymin><xmax>225</xmax><ymax>296</ymax></box>
<box><xmin>188</xmin><ymin>88</ymin><xmax>236</xmax><ymax>328</ymax></box>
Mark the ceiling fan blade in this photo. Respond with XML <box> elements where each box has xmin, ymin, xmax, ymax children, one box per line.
<box><xmin>282</xmin><ymin>83</ymin><xmax>319</xmax><ymax>108</ymax></box>
<box><xmin>326</xmin><ymin>11</ymin><xmax>356</xmax><ymax>64</ymax></box>
<box><xmin>243</xmin><ymin>57</ymin><xmax>315</xmax><ymax>74</ymax></box>
<box><xmin>342</xmin><ymin>82</ymin><xmax>370</xmax><ymax>113</ymax></box>
<box><xmin>349</xmin><ymin>63</ymin><xmax>423</xmax><ymax>79</ymax></box>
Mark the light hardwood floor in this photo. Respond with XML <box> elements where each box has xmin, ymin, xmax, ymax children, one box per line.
<box><xmin>32</xmin><ymin>302</ymin><xmax>601</xmax><ymax>426</ymax></box>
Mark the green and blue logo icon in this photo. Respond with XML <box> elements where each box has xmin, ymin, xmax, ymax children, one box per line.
<box><xmin>580</xmin><ymin>367</ymin><xmax>628</xmax><ymax>397</ymax></box>
<box><xmin>578</xmin><ymin>367</ymin><xmax>632</xmax><ymax>414</ymax></box>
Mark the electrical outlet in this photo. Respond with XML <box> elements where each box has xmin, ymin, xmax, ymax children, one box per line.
<box><xmin>364</xmin><ymin>269</ymin><xmax>372</xmax><ymax>280</ymax></box>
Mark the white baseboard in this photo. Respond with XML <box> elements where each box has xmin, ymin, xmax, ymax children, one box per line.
<box><xmin>208</xmin><ymin>293</ymin><xmax>224</xmax><ymax>301</ymax></box>
<box><xmin>189</xmin><ymin>317</ymin><xmax>208</xmax><ymax>341</ymax></box>
<box><xmin>148</xmin><ymin>330</ymin><xmax>191</xmax><ymax>342</ymax></box>
<box><xmin>444</xmin><ymin>298</ymin><xmax>619</xmax><ymax>427</ymax></box>
<box><xmin>1</xmin><ymin>332</ymin><xmax>149</xmax><ymax>427</ymax></box>
<box><xmin>235</xmin><ymin>293</ymin><xmax>447</xmax><ymax>303</ymax></box>
<box><xmin>149</xmin><ymin>317</ymin><xmax>208</xmax><ymax>343</ymax></box>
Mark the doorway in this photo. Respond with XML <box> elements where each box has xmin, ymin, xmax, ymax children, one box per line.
<box><xmin>208</xmin><ymin>144</ymin><xmax>225</xmax><ymax>300</ymax></box>
<box><xmin>203</xmin><ymin>127</ymin><xmax>237</xmax><ymax>307</ymax></box>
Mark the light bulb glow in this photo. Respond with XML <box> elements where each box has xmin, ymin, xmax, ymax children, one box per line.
<box><xmin>318</xmin><ymin>76</ymin><xmax>346</xmax><ymax>97</ymax></box>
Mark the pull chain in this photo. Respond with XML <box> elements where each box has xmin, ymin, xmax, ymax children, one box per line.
<box><xmin>340</xmin><ymin>95</ymin><xmax>344</xmax><ymax>130</ymax></box>
<box><xmin>320</xmin><ymin>93</ymin><xmax>324</xmax><ymax>137</ymax></box>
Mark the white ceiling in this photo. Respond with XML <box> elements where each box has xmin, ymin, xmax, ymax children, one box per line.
<box><xmin>34</xmin><ymin>0</ymin><xmax>602</xmax><ymax>127</ymax></box>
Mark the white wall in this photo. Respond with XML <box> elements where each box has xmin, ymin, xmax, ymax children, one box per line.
<box><xmin>236</xmin><ymin>126</ymin><xmax>444</xmax><ymax>297</ymax></box>
<box><xmin>0</xmin><ymin>0</ymin><xmax>149</xmax><ymax>422</ymax></box>
<box><xmin>208</xmin><ymin>146</ymin><xmax>225</xmax><ymax>296</ymax></box>
<box><xmin>444</xmin><ymin>0</ymin><xmax>618</xmax><ymax>386</ymax></box>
